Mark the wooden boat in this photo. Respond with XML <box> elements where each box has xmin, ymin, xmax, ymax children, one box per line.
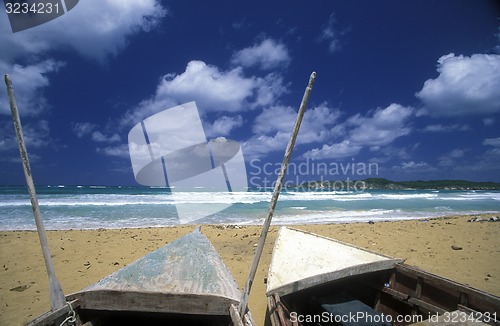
<box><xmin>266</xmin><ymin>227</ymin><xmax>500</xmax><ymax>326</ymax></box>
<box><xmin>28</xmin><ymin>228</ymin><xmax>254</xmax><ymax>326</ymax></box>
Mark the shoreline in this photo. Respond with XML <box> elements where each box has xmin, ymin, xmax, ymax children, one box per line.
<box><xmin>1</xmin><ymin>210</ymin><xmax>499</xmax><ymax>232</ymax></box>
<box><xmin>1</xmin><ymin>213</ymin><xmax>499</xmax><ymax>325</ymax></box>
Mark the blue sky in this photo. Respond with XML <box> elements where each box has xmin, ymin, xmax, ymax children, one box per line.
<box><xmin>0</xmin><ymin>0</ymin><xmax>499</xmax><ymax>186</ymax></box>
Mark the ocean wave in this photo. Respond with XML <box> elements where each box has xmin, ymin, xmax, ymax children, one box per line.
<box><xmin>1</xmin><ymin>188</ymin><xmax>499</xmax><ymax>230</ymax></box>
<box><xmin>375</xmin><ymin>193</ymin><xmax>438</xmax><ymax>200</ymax></box>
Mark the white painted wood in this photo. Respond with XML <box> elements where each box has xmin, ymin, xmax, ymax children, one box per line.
<box><xmin>266</xmin><ymin>227</ymin><xmax>403</xmax><ymax>297</ymax></box>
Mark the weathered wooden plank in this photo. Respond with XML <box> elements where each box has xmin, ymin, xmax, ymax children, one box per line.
<box><xmin>266</xmin><ymin>227</ymin><xmax>402</xmax><ymax>296</ymax></box>
<box><xmin>396</xmin><ymin>264</ymin><xmax>500</xmax><ymax>306</ymax></box>
<box><xmin>72</xmin><ymin>291</ymin><xmax>237</xmax><ymax>315</ymax></box>
<box><xmin>395</xmin><ymin>264</ymin><xmax>500</xmax><ymax>312</ymax></box>
<box><xmin>230</xmin><ymin>304</ymin><xmax>244</xmax><ymax>326</ymax></box>
<box><xmin>68</xmin><ymin>228</ymin><xmax>241</xmax><ymax>316</ymax></box>
<box><xmin>408</xmin><ymin>297</ymin><xmax>448</xmax><ymax>315</ymax></box>
<box><xmin>267</xmin><ymin>293</ymin><xmax>294</xmax><ymax>326</ymax></box>
<box><xmin>26</xmin><ymin>299</ymin><xmax>80</xmax><ymax>326</ymax></box>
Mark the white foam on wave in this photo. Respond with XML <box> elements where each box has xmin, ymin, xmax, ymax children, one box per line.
<box><xmin>2</xmin><ymin>190</ymin><xmax>499</xmax><ymax>208</ymax></box>
<box><xmin>375</xmin><ymin>193</ymin><xmax>438</xmax><ymax>200</ymax></box>
<box><xmin>284</xmin><ymin>192</ymin><xmax>373</xmax><ymax>201</ymax></box>
<box><xmin>267</xmin><ymin>209</ymin><xmax>443</xmax><ymax>225</ymax></box>
<box><xmin>454</xmin><ymin>192</ymin><xmax>500</xmax><ymax>201</ymax></box>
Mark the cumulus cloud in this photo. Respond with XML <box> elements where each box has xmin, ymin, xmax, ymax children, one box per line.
<box><xmin>243</xmin><ymin>103</ymin><xmax>342</xmax><ymax>159</ymax></box>
<box><xmin>0</xmin><ymin>2</ymin><xmax>166</xmax><ymax>114</ymax></box>
<box><xmin>73</xmin><ymin>122</ymin><xmax>98</xmax><ymax>138</ymax></box>
<box><xmin>156</xmin><ymin>61</ymin><xmax>255</xmax><ymax>112</ymax></box>
<box><xmin>0</xmin><ymin>0</ymin><xmax>167</xmax><ymax>160</ymax></box>
<box><xmin>252</xmin><ymin>106</ymin><xmax>296</xmax><ymax>135</ymax></box>
<box><xmin>393</xmin><ymin>161</ymin><xmax>436</xmax><ymax>172</ymax></box>
<box><xmin>72</xmin><ymin>122</ymin><xmax>121</xmax><ymax>143</ymax></box>
<box><xmin>96</xmin><ymin>144</ymin><xmax>130</xmax><ymax>158</ymax></box>
<box><xmin>91</xmin><ymin>131</ymin><xmax>121</xmax><ymax>143</ymax></box>
<box><xmin>204</xmin><ymin>115</ymin><xmax>243</xmax><ymax>137</ymax></box>
<box><xmin>348</xmin><ymin>104</ymin><xmax>414</xmax><ymax>147</ymax></box>
<box><xmin>241</xmin><ymin>132</ymin><xmax>291</xmax><ymax>160</ymax></box>
<box><xmin>0</xmin><ymin>119</ymin><xmax>52</xmax><ymax>154</ymax></box>
<box><xmin>120</xmin><ymin>60</ymin><xmax>288</xmax><ymax>128</ymax></box>
<box><xmin>251</xmin><ymin>73</ymin><xmax>289</xmax><ymax>109</ymax></box>
<box><xmin>416</xmin><ymin>53</ymin><xmax>500</xmax><ymax>117</ymax></box>
<box><xmin>0</xmin><ymin>0</ymin><xmax>167</xmax><ymax>63</ymax></box>
<box><xmin>231</xmin><ymin>38</ymin><xmax>291</xmax><ymax>70</ymax></box>
<box><xmin>253</xmin><ymin>104</ymin><xmax>340</xmax><ymax>137</ymax></box>
<box><xmin>0</xmin><ymin>60</ymin><xmax>65</xmax><ymax>116</ymax></box>
<box><xmin>302</xmin><ymin>104</ymin><xmax>414</xmax><ymax>159</ymax></box>
<box><xmin>303</xmin><ymin>140</ymin><xmax>362</xmax><ymax>159</ymax></box>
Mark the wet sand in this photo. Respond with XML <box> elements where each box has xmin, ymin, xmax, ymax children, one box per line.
<box><xmin>0</xmin><ymin>214</ymin><xmax>499</xmax><ymax>325</ymax></box>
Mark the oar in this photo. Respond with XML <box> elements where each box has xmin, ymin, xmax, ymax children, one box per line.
<box><xmin>4</xmin><ymin>74</ymin><xmax>66</xmax><ymax>310</ymax></box>
<box><xmin>238</xmin><ymin>71</ymin><xmax>317</xmax><ymax>318</ymax></box>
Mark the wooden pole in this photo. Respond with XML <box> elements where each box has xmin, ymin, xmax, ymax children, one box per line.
<box><xmin>4</xmin><ymin>74</ymin><xmax>66</xmax><ymax>310</ymax></box>
<box><xmin>238</xmin><ymin>72</ymin><xmax>316</xmax><ymax>318</ymax></box>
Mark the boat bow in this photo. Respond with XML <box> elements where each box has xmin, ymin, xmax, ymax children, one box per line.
<box><xmin>266</xmin><ymin>227</ymin><xmax>403</xmax><ymax>297</ymax></box>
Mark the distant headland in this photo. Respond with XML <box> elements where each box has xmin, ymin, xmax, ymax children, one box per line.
<box><xmin>292</xmin><ymin>178</ymin><xmax>500</xmax><ymax>190</ymax></box>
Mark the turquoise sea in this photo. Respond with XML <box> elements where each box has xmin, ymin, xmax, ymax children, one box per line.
<box><xmin>0</xmin><ymin>185</ymin><xmax>498</xmax><ymax>230</ymax></box>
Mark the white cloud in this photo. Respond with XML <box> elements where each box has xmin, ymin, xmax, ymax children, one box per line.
<box><xmin>0</xmin><ymin>2</ymin><xmax>166</xmax><ymax>115</ymax></box>
<box><xmin>253</xmin><ymin>104</ymin><xmax>341</xmax><ymax>137</ymax></box>
<box><xmin>483</xmin><ymin>137</ymin><xmax>500</xmax><ymax>147</ymax></box>
<box><xmin>0</xmin><ymin>0</ymin><xmax>167</xmax><ymax>63</ymax></box>
<box><xmin>0</xmin><ymin>60</ymin><xmax>65</xmax><ymax>116</ymax></box>
<box><xmin>0</xmin><ymin>0</ymin><xmax>168</xmax><ymax>156</ymax></box>
<box><xmin>301</xmin><ymin>103</ymin><xmax>413</xmax><ymax>160</ymax></box>
<box><xmin>483</xmin><ymin>118</ymin><xmax>495</xmax><ymax>126</ymax></box>
<box><xmin>251</xmin><ymin>73</ymin><xmax>289</xmax><ymax>109</ymax></box>
<box><xmin>422</xmin><ymin>124</ymin><xmax>470</xmax><ymax>133</ymax></box>
<box><xmin>72</xmin><ymin>122</ymin><xmax>121</xmax><ymax>143</ymax></box>
<box><xmin>96</xmin><ymin>144</ymin><xmax>130</xmax><ymax>158</ymax></box>
<box><xmin>348</xmin><ymin>104</ymin><xmax>414</xmax><ymax>147</ymax></box>
<box><xmin>0</xmin><ymin>119</ymin><xmax>52</xmax><ymax>152</ymax></box>
<box><xmin>156</xmin><ymin>61</ymin><xmax>255</xmax><ymax>112</ymax></box>
<box><xmin>231</xmin><ymin>38</ymin><xmax>291</xmax><ymax>70</ymax></box>
<box><xmin>393</xmin><ymin>161</ymin><xmax>436</xmax><ymax>172</ymax></box>
<box><xmin>318</xmin><ymin>13</ymin><xmax>343</xmax><ymax>53</ymax></box>
<box><xmin>242</xmin><ymin>132</ymin><xmax>291</xmax><ymax>159</ymax></box>
<box><xmin>73</xmin><ymin>122</ymin><xmax>98</xmax><ymax>138</ymax></box>
<box><xmin>438</xmin><ymin>149</ymin><xmax>467</xmax><ymax>167</ymax></box>
<box><xmin>303</xmin><ymin>140</ymin><xmax>362</xmax><ymax>159</ymax></box>
<box><xmin>252</xmin><ymin>106</ymin><xmax>296</xmax><ymax>135</ymax></box>
<box><xmin>91</xmin><ymin>131</ymin><xmax>121</xmax><ymax>143</ymax></box>
<box><xmin>204</xmin><ymin>115</ymin><xmax>243</xmax><ymax>137</ymax></box>
<box><xmin>244</xmin><ymin>103</ymin><xmax>342</xmax><ymax>159</ymax></box>
<box><xmin>120</xmin><ymin>60</ymin><xmax>288</xmax><ymax>128</ymax></box>
<box><xmin>416</xmin><ymin>53</ymin><xmax>500</xmax><ymax>117</ymax></box>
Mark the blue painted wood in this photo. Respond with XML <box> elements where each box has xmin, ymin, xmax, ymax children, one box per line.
<box><xmin>69</xmin><ymin>228</ymin><xmax>242</xmax><ymax>316</ymax></box>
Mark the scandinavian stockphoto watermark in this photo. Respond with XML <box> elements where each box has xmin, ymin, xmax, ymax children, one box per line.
<box><xmin>249</xmin><ymin>157</ymin><xmax>379</xmax><ymax>191</ymax></box>
<box><xmin>4</xmin><ymin>0</ymin><xmax>79</xmax><ymax>33</ymax></box>
<box><xmin>128</xmin><ymin>102</ymin><xmax>248</xmax><ymax>224</ymax></box>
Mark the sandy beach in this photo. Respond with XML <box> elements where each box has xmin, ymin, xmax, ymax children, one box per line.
<box><xmin>1</xmin><ymin>213</ymin><xmax>499</xmax><ymax>325</ymax></box>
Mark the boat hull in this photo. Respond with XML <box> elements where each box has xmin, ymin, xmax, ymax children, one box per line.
<box><xmin>28</xmin><ymin>228</ymin><xmax>254</xmax><ymax>326</ymax></box>
<box><xmin>266</xmin><ymin>227</ymin><xmax>500</xmax><ymax>326</ymax></box>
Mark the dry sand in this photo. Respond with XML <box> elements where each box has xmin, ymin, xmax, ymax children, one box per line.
<box><xmin>0</xmin><ymin>214</ymin><xmax>499</xmax><ymax>325</ymax></box>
